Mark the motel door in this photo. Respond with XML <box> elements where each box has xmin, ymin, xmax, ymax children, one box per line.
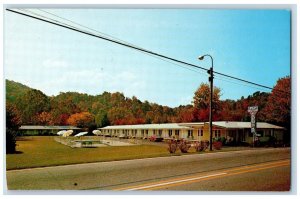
<box><xmin>237</xmin><ymin>129</ymin><xmax>245</xmax><ymax>143</ymax></box>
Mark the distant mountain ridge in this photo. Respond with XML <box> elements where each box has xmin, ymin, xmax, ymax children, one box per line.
<box><xmin>6</xmin><ymin>80</ymin><xmax>32</xmax><ymax>103</ymax></box>
<box><xmin>6</xmin><ymin>78</ymin><xmax>285</xmax><ymax>130</ymax></box>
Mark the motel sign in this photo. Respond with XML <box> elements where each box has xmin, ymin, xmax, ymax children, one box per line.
<box><xmin>248</xmin><ymin>106</ymin><xmax>258</xmax><ymax>134</ymax></box>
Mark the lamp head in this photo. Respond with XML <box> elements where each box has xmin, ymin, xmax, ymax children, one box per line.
<box><xmin>198</xmin><ymin>55</ymin><xmax>205</xmax><ymax>60</ymax></box>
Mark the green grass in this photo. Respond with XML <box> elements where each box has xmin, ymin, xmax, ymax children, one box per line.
<box><xmin>6</xmin><ymin>136</ymin><xmax>173</xmax><ymax>170</ymax></box>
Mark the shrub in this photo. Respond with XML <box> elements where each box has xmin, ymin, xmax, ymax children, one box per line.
<box><xmin>178</xmin><ymin>139</ymin><xmax>191</xmax><ymax>153</ymax></box>
<box><xmin>167</xmin><ymin>139</ymin><xmax>177</xmax><ymax>153</ymax></box>
<box><xmin>213</xmin><ymin>141</ymin><xmax>222</xmax><ymax>150</ymax></box>
<box><xmin>149</xmin><ymin>135</ymin><xmax>156</xmax><ymax>142</ymax></box>
<box><xmin>194</xmin><ymin>140</ymin><xmax>209</xmax><ymax>152</ymax></box>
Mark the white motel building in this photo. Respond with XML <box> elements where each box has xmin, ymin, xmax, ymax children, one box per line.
<box><xmin>99</xmin><ymin>121</ymin><xmax>285</xmax><ymax>145</ymax></box>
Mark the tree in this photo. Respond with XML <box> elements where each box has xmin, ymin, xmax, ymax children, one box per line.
<box><xmin>36</xmin><ymin>111</ymin><xmax>54</xmax><ymax>125</ymax></box>
<box><xmin>193</xmin><ymin>83</ymin><xmax>221</xmax><ymax>121</ymax></box>
<box><xmin>176</xmin><ymin>105</ymin><xmax>196</xmax><ymax>122</ymax></box>
<box><xmin>95</xmin><ymin>112</ymin><xmax>110</xmax><ymax>127</ymax></box>
<box><xmin>6</xmin><ymin>103</ymin><xmax>21</xmax><ymax>153</ymax></box>
<box><xmin>16</xmin><ymin>89</ymin><xmax>50</xmax><ymax>124</ymax></box>
<box><xmin>67</xmin><ymin>112</ymin><xmax>95</xmax><ymax>128</ymax></box>
<box><xmin>49</xmin><ymin>96</ymin><xmax>81</xmax><ymax>125</ymax></box>
<box><xmin>262</xmin><ymin>76</ymin><xmax>291</xmax><ymax>128</ymax></box>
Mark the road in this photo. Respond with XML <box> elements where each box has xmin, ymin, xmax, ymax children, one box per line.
<box><xmin>6</xmin><ymin>148</ymin><xmax>291</xmax><ymax>191</ymax></box>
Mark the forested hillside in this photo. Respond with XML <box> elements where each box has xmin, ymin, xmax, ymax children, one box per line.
<box><xmin>6</xmin><ymin>77</ymin><xmax>290</xmax><ymax>132</ymax></box>
<box><xmin>6</xmin><ymin>80</ymin><xmax>32</xmax><ymax>103</ymax></box>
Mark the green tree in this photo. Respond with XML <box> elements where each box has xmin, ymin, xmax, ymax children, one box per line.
<box><xmin>16</xmin><ymin>89</ymin><xmax>50</xmax><ymax>124</ymax></box>
<box><xmin>95</xmin><ymin>112</ymin><xmax>110</xmax><ymax>127</ymax></box>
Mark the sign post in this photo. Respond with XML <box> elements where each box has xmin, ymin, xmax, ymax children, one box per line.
<box><xmin>248</xmin><ymin>106</ymin><xmax>258</xmax><ymax>147</ymax></box>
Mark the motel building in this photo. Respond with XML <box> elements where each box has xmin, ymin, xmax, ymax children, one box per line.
<box><xmin>99</xmin><ymin>121</ymin><xmax>285</xmax><ymax>145</ymax></box>
<box><xmin>18</xmin><ymin>125</ymin><xmax>81</xmax><ymax>136</ymax></box>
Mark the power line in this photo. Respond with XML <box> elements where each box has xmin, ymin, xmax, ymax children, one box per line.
<box><xmin>33</xmin><ymin>9</ymin><xmax>290</xmax><ymax>95</ymax></box>
<box><xmin>214</xmin><ymin>75</ymin><xmax>271</xmax><ymax>93</ymax></box>
<box><xmin>6</xmin><ymin>9</ymin><xmax>208</xmax><ymax>71</ymax></box>
<box><xmin>21</xmin><ymin>9</ymin><xmax>208</xmax><ymax>76</ymax></box>
<box><xmin>6</xmin><ymin>8</ymin><xmax>290</xmax><ymax>95</ymax></box>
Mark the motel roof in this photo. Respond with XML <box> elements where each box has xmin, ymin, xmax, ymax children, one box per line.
<box><xmin>210</xmin><ymin>121</ymin><xmax>285</xmax><ymax>130</ymax></box>
<box><xmin>99</xmin><ymin>123</ymin><xmax>193</xmax><ymax>130</ymax></box>
<box><xmin>19</xmin><ymin>125</ymin><xmax>81</xmax><ymax>130</ymax></box>
<box><xmin>99</xmin><ymin>121</ymin><xmax>284</xmax><ymax>130</ymax></box>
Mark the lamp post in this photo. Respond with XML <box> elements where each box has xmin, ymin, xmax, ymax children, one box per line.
<box><xmin>198</xmin><ymin>54</ymin><xmax>213</xmax><ymax>151</ymax></box>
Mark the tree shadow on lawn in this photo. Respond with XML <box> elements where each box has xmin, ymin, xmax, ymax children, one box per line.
<box><xmin>7</xmin><ymin>151</ymin><xmax>23</xmax><ymax>154</ymax></box>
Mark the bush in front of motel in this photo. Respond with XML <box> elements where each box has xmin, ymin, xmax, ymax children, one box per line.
<box><xmin>149</xmin><ymin>135</ymin><xmax>156</xmax><ymax>142</ymax></box>
<box><xmin>167</xmin><ymin>139</ymin><xmax>177</xmax><ymax>153</ymax></box>
<box><xmin>212</xmin><ymin>137</ymin><xmax>222</xmax><ymax>150</ymax></box>
<box><xmin>194</xmin><ymin>140</ymin><xmax>209</xmax><ymax>152</ymax></box>
<box><xmin>178</xmin><ymin>139</ymin><xmax>191</xmax><ymax>153</ymax></box>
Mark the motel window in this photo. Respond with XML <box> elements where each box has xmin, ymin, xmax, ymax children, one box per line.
<box><xmin>168</xmin><ymin>130</ymin><xmax>172</xmax><ymax>137</ymax></box>
<box><xmin>175</xmin><ymin>130</ymin><xmax>180</xmax><ymax>136</ymax></box>
<box><xmin>158</xmin><ymin>130</ymin><xmax>162</xmax><ymax>136</ymax></box>
<box><xmin>135</xmin><ymin>130</ymin><xmax>137</xmax><ymax>135</ymax></box>
<box><xmin>198</xmin><ymin>129</ymin><xmax>203</xmax><ymax>136</ymax></box>
<box><xmin>153</xmin><ymin>130</ymin><xmax>156</xmax><ymax>135</ymax></box>
<box><xmin>141</xmin><ymin>130</ymin><xmax>144</xmax><ymax>136</ymax></box>
<box><xmin>145</xmin><ymin>130</ymin><xmax>148</xmax><ymax>135</ymax></box>
<box><xmin>188</xmin><ymin>130</ymin><xmax>193</xmax><ymax>137</ymax></box>
<box><xmin>214</xmin><ymin>130</ymin><xmax>221</xmax><ymax>138</ymax></box>
<box><xmin>257</xmin><ymin>130</ymin><xmax>264</xmax><ymax>137</ymax></box>
<box><xmin>265</xmin><ymin>130</ymin><xmax>271</xmax><ymax>137</ymax></box>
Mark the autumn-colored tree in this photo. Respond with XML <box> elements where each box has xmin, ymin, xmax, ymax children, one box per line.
<box><xmin>193</xmin><ymin>83</ymin><xmax>221</xmax><ymax>121</ymax></box>
<box><xmin>6</xmin><ymin>103</ymin><xmax>22</xmax><ymax>153</ymax></box>
<box><xmin>177</xmin><ymin>105</ymin><xmax>195</xmax><ymax>122</ymax></box>
<box><xmin>67</xmin><ymin>112</ymin><xmax>95</xmax><ymax>128</ymax></box>
<box><xmin>108</xmin><ymin>107</ymin><xmax>134</xmax><ymax>125</ymax></box>
<box><xmin>6</xmin><ymin>103</ymin><xmax>22</xmax><ymax>129</ymax></box>
<box><xmin>49</xmin><ymin>95</ymin><xmax>81</xmax><ymax>125</ymax></box>
<box><xmin>57</xmin><ymin>114</ymin><xmax>70</xmax><ymax>125</ymax></box>
<box><xmin>36</xmin><ymin>112</ymin><xmax>54</xmax><ymax>125</ymax></box>
<box><xmin>262</xmin><ymin>76</ymin><xmax>291</xmax><ymax>126</ymax></box>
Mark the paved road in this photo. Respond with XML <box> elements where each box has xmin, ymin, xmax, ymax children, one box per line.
<box><xmin>6</xmin><ymin>148</ymin><xmax>291</xmax><ymax>191</ymax></box>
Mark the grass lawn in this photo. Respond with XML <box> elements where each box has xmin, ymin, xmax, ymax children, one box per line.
<box><xmin>6</xmin><ymin>136</ymin><xmax>174</xmax><ymax>170</ymax></box>
<box><xmin>6</xmin><ymin>136</ymin><xmax>252</xmax><ymax>170</ymax></box>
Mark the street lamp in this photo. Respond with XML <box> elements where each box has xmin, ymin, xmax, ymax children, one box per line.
<box><xmin>198</xmin><ymin>54</ymin><xmax>213</xmax><ymax>151</ymax></box>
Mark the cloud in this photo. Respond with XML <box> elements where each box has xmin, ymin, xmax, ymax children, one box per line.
<box><xmin>31</xmin><ymin>68</ymin><xmax>146</xmax><ymax>98</ymax></box>
<box><xmin>42</xmin><ymin>58</ymin><xmax>70</xmax><ymax>69</ymax></box>
<box><xmin>179</xmin><ymin>95</ymin><xmax>193</xmax><ymax>106</ymax></box>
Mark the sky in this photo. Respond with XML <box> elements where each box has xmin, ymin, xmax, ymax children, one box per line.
<box><xmin>4</xmin><ymin>8</ymin><xmax>291</xmax><ymax>107</ymax></box>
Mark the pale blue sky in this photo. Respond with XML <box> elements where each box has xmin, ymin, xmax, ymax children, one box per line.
<box><xmin>4</xmin><ymin>9</ymin><xmax>290</xmax><ymax>107</ymax></box>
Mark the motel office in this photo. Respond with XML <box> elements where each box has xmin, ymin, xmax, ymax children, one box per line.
<box><xmin>99</xmin><ymin>121</ymin><xmax>285</xmax><ymax>145</ymax></box>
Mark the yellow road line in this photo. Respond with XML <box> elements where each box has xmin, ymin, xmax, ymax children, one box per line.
<box><xmin>127</xmin><ymin>172</ymin><xmax>228</xmax><ymax>191</ymax></box>
<box><xmin>142</xmin><ymin>162</ymin><xmax>290</xmax><ymax>191</ymax></box>
<box><xmin>114</xmin><ymin>160</ymin><xmax>290</xmax><ymax>191</ymax></box>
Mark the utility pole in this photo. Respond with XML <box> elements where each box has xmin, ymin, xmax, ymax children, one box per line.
<box><xmin>198</xmin><ymin>54</ymin><xmax>214</xmax><ymax>151</ymax></box>
<box><xmin>208</xmin><ymin>66</ymin><xmax>213</xmax><ymax>151</ymax></box>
